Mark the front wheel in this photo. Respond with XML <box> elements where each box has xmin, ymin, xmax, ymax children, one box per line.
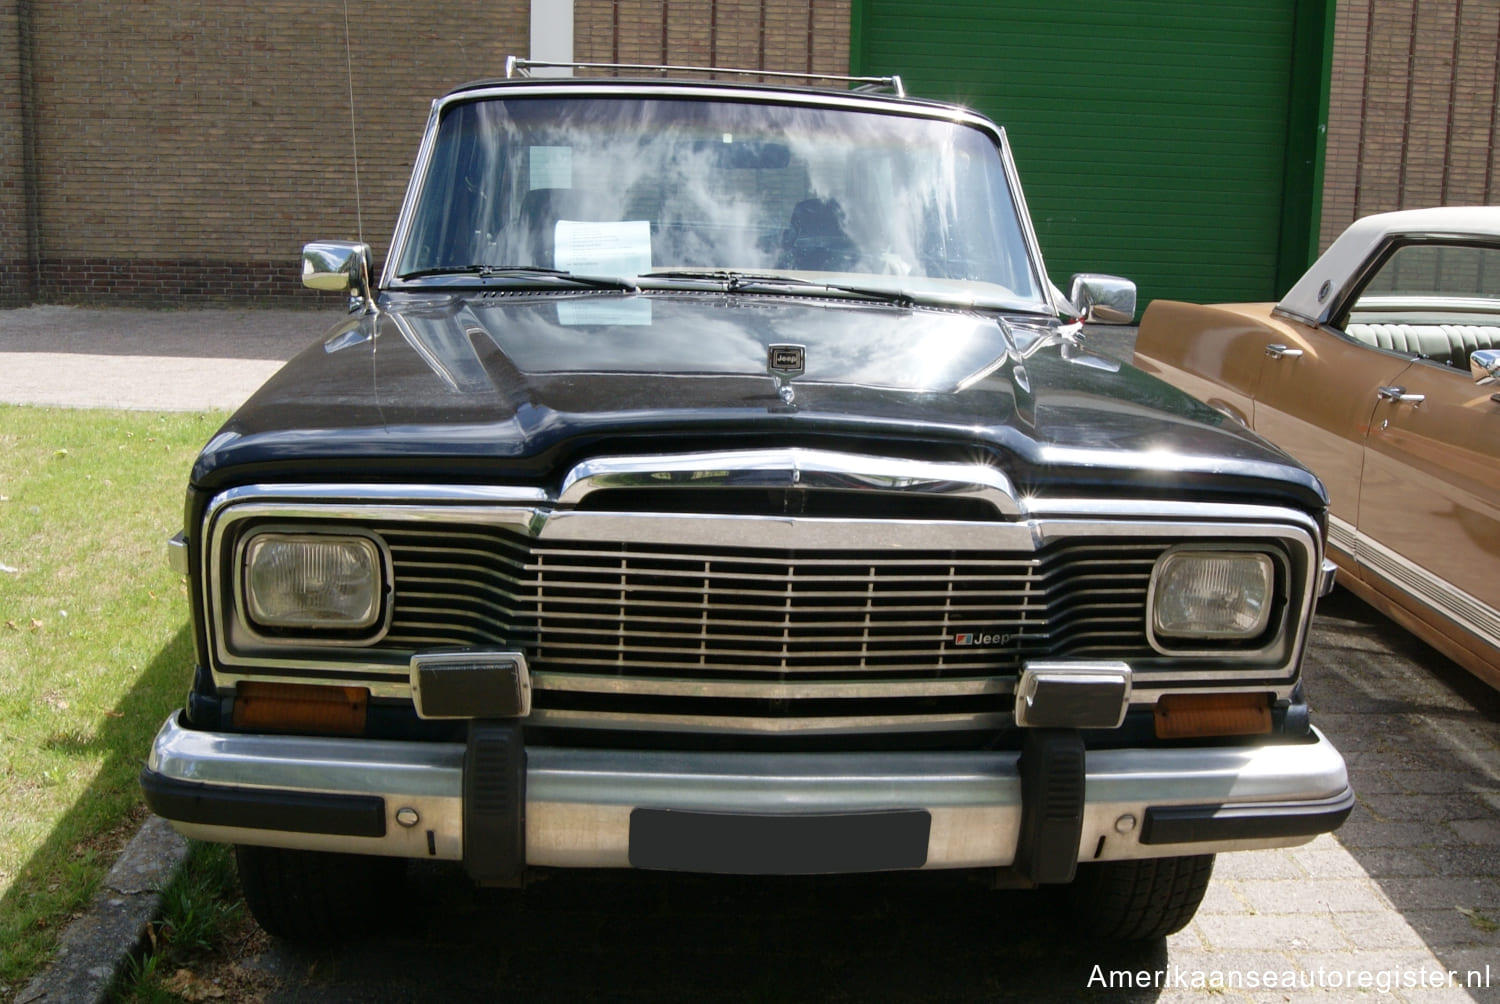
<box><xmin>235</xmin><ymin>845</ymin><xmax>406</xmax><ymax>942</ymax></box>
<box><xmin>1063</xmin><ymin>854</ymin><xmax>1214</xmax><ymax>941</ymax></box>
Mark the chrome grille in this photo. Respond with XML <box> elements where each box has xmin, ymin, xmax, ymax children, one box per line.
<box><xmin>372</xmin><ymin>522</ymin><xmax>1164</xmax><ymax>733</ymax></box>
<box><xmin>528</xmin><ymin>547</ymin><xmax>1044</xmax><ymax>675</ymax></box>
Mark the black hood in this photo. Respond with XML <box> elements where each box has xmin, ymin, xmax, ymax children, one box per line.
<box><xmin>193</xmin><ymin>291</ymin><xmax>1326</xmax><ymax>509</ymax></box>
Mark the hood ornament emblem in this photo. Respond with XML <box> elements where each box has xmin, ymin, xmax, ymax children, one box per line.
<box><xmin>768</xmin><ymin>343</ymin><xmax>805</xmax><ymax>404</ymax></box>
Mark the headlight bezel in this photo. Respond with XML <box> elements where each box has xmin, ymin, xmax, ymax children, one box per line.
<box><xmin>1146</xmin><ymin>545</ymin><xmax>1288</xmax><ymax>657</ymax></box>
<box><xmin>234</xmin><ymin>525</ymin><xmax>393</xmax><ymax>646</ymax></box>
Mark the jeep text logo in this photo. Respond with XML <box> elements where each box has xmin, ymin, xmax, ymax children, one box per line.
<box><xmin>953</xmin><ymin>631</ymin><xmax>1012</xmax><ymax>647</ymax></box>
<box><xmin>767</xmin><ymin>343</ymin><xmax>806</xmax><ymax>377</ymax></box>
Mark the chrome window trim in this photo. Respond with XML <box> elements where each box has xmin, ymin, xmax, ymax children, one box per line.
<box><xmin>200</xmin><ymin>480</ymin><xmax>1322</xmax><ymax>707</ymax></box>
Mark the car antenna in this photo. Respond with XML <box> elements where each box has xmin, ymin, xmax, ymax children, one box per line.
<box><xmin>341</xmin><ymin>0</ymin><xmax>364</xmax><ymax>245</ymax></box>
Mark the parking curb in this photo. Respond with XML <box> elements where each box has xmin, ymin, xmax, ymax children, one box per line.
<box><xmin>17</xmin><ymin>816</ymin><xmax>189</xmax><ymax>1003</ymax></box>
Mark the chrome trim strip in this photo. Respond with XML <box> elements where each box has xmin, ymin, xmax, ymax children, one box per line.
<box><xmin>203</xmin><ymin>483</ymin><xmax>1321</xmax><ymax>527</ymax></box>
<box><xmin>205</xmin><ymin>483</ymin><xmax>551</xmax><ymax>510</ymax></box>
<box><xmin>523</xmin><ymin>709</ymin><xmax>1010</xmax><ymax>735</ymax></box>
<box><xmin>1128</xmin><ymin>681</ymin><xmax>1299</xmax><ymax>702</ymax></box>
<box><xmin>533</xmin><ymin>672</ymin><xmax>1013</xmax><ymax>700</ymax></box>
<box><xmin>381</xmin><ymin>96</ymin><xmax>445</xmax><ymax>290</ymax></box>
<box><xmin>557</xmin><ymin>448</ymin><xmax>1022</xmax><ymax>516</ymax></box>
<box><xmin>1327</xmin><ymin>514</ymin><xmax>1357</xmax><ymax>558</ymax></box>
<box><xmin>147</xmin><ymin>715</ymin><xmax>1349</xmax><ymax>866</ymax></box>
<box><xmin>994</xmin><ymin>127</ymin><xmax>1058</xmax><ymax>316</ymax></box>
<box><xmin>1025</xmin><ymin>498</ymin><xmax>1319</xmax><ymax>525</ymax></box>
<box><xmin>534</xmin><ymin>511</ymin><xmax>1036</xmax><ymax>549</ymax></box>
<box><xmin>1351</xmin><ymin>525</ymin><xmax>1500</xmax><ymax>649</ymax></box>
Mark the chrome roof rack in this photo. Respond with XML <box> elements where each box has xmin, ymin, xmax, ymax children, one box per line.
<box><xmin>504</xmin><ymin>56</ymin><xmax>905</xmax><ymax>98</ymax></box>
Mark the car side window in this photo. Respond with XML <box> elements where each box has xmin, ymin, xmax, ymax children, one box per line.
<box><xmin>1341</xmin><ymin>242</ymin><xmax>1500</xmax><ymax>371</ymax></box>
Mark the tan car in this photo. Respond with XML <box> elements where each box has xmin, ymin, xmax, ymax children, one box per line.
<box><xmin>1135</xmin><ymin>206</ymin><xmax>1500</xmax><ymax>689</ymax></box>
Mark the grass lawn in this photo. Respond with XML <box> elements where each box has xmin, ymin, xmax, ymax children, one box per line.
<box><xmin>0</xmin><ymin>405</ymin><xmax>226</xmax><ymax>994</ymax></box>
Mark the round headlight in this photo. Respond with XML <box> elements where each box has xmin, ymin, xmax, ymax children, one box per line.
<box><xmin>1151</xmin><ymin>550</ymin><xmax>1274</xmax><ymax>640</ymax></box>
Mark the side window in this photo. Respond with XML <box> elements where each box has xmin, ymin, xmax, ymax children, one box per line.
<box><xmin>1341</xmin><ymin>242</ymin><xmax>1500</xmax><ymax>371</ymax></box>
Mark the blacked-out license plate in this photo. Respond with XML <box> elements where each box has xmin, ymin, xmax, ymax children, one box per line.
<box><xmin>628</xmin><ymin>808</ymin><xmax>931</xmax><ymax>874</ymax></box>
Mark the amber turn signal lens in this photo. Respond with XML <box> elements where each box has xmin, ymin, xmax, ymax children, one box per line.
<box><xmin>1154</xmin><ymin>692</ymin><xmax>1271</xmax><ymax>740</ymax></box>
<box><xmin>233</xmin><ymin>682</ymin><xmax>368</xmax><ymax>735</ymax></box>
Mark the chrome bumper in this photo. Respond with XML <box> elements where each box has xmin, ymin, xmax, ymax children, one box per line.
<box><xmin>142</xmin><ymin>713</ymin><xmax>1350</xmax><ymax>871</ymax></box>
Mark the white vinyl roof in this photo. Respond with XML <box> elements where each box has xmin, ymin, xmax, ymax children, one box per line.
<box><xmin>1277</xmin><ymin>206</ymin><xmax>1500</xmax><ymax>325</ymax></box>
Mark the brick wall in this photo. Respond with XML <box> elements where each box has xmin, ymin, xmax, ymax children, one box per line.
<box><xmin>4</xmin><ymin>1</ymin><xmax>530</xmax><ymax>306</ymax></box>
<box><xmin>0</xmin><ymin>0</ymin><xmax>853</xmax><ymax>306</ymax></box>
<box><xmin>1321</xmin><ymin>0</ymin><xmax>1500</xmax><ymax>249</ymax></box>
<box><xmin>574</xmin><ymin>0</ymin><xmax>850</xmax><ymax>77</ymax></box>
<box><xmin>0</xmin><ymin>1</ymin><xmax>34</xmax><ymax>305</ymax></box>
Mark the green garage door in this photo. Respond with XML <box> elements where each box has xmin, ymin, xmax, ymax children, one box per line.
<box><xmin>852</xmin><ymin>1</ymin><xmax>1330</xmax><ymax>307</ymax></box>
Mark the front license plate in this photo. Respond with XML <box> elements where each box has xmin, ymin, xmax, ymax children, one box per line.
<box><xmin>628</xmin><ymin>808</ymin><xmax>931</xmax><ymax>874</ymax></box>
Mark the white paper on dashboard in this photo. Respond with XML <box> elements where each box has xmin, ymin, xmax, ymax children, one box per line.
<box><xmin>553</xmin><ymin>220</ymin><xmax>652</xmax><ymax>275</ymax></box>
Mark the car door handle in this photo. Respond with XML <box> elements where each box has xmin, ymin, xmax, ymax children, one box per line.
<box><xmin>1376</xmin><ymin>386</ymin><xmax>1425</xmax><ymax>404</ymax></box>
<box><xmin>1265</xmin><ymin>344</ymin><xmax>1304</xmax><ymax>359</ymax></box>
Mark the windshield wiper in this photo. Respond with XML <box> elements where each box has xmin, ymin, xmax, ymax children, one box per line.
<box><xmin>639</xmin><ymin>269</ymin><xmax>914</xmax><ymax>306</ymax></box>
<box><xmin>397</xmin><ymin>265</ymin><xmax>638</xmax><ymax>291</ymax></box>
<box><xmin>638</xmin><ymin>269</ymin><xmax>814</xmax><ymax>288</ymax></box>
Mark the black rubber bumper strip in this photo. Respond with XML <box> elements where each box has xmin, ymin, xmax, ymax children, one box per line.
<box><xmin>463</xmin><ymin>720</ymin><xmax>526</xmax><ymax>886</ymax></box>
<box><xmin>1140</xmin><ymin>787</ymin><xmax>1355</xmax><ymax>846</ymax></box>
<box><xmin>139</xmin><ymin>768</ymin><xmax>387</xmax><ymax>838</ymax></box>
<box><xmin>1013</xmin><ymin>728</ymin><xmax>1086</xmax><ymax>884</ymax></box>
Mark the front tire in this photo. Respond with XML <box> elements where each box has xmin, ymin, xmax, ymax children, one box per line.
<box><xmin>235</xmin><ymin>845</ymin><xmax>405</xmax><ymax>942</ymax></box>
<box><xmin>1064</xmin><ymin>854</ymin><xmax>1214</xmax><ymax>941</ymax></box>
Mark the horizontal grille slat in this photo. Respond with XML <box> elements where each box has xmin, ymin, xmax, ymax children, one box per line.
<box><xmin>529</xmin><ymin>657</ymin><xmax>1009</xmax><ymax>676</ymax></box>
<box><xmin>525</xmin><ymin>611</ymin><xmax>1036</xmax><ymax>632</ymax></box>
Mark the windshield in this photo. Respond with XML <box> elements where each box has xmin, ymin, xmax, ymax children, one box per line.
<box><xmin>393</xmin><ymin>94</ymin><xmax>1046</xmax><ymax>309</ymax></box>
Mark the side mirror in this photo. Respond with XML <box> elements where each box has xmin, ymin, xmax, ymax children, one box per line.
<box><xmin>1068</xmin><ymin>273</ymin><xmax>1137</xmax><ymax>325</ymax></box>
<box><xmin>1472</xmin><ymin>348</ymin><xmax>1500</xmax><ymax>385</ymax></box>
<box><xmin>302</xmin><ymin>241</ymin><xmax>373</xmax><ymax>309</ymax></box>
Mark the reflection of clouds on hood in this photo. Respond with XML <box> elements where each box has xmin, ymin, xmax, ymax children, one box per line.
<box><xmin>415</xmin><ymin>298</ymin><xmax>1014</xmax><ymax>394</ymax></box>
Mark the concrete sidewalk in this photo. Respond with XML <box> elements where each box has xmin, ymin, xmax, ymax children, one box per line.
<box><xmin>0</xmin><ymin>305</ymin><xmax>342</xmax><ymax>411</ymax></box>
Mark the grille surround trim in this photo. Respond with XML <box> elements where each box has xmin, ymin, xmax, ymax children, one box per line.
<box><xmin>200</xmin><ymin>482</ymin><xmax>1322</xmax><ymax>725</ymax></box>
